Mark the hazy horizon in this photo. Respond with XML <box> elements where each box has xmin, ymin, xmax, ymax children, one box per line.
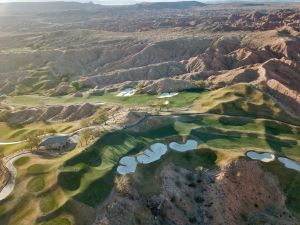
<box><xmin>0</xmin><ymin>0</ymin><xmax>295</xmax><ymax>5</ymax></box>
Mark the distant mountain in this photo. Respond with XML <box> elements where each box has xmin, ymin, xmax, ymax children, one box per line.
<box><xmin>136</xmin><ymin>1</ymin><xmax>206</xmax><ymax>9</ymax></box>
<box><xmin>0</xmin><ymin>1</ymin><xmax>101</xmax><ymax>14</ymax></box>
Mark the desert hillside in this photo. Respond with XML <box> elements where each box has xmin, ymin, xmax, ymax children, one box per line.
<box><xmin>0</xmin><ymin>2</ymin><xmax>300</xmax><ymax>225</ymax></box>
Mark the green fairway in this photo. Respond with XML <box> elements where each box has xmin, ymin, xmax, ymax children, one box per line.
<box><xmin>59</xmin><ymin>114</ymin><xmax>300</xmax><ymax>208</ymax></box>
<box><xmin>1</xmin><ymin>113</ymin><xmax>300</xmax><ymax>225</ymax></box>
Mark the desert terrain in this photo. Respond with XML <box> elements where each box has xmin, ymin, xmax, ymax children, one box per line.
<box><xmin>0</xmin><ymin>1</ymin><xmax>300</xmax><ymax>225</ymax></box>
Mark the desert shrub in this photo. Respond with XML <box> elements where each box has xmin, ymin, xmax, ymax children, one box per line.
<box><xmin>188</xmin><ymin>182</ymin><xmax>196</xmax><ymax>188</ymax></box>
<box><xmin>195</xmin><ymin>80</ymin><xmax>206</xmax><ymax>90</ymax></box>
<box><xmin>175</xmin><ymin>180</ymin><xmax>181</xmax><ymax>188</ymax></box>
<box><xmin>71</xmin><ymin>81</ymin><xmax>90</xmax><ymax>91</ymax></box>
<box><xmin>186</xmin><ymin>173</ymin><xmax>194</xmax><ymax>182</ymax></box>
<box><xmin>189</xmin><ymin>217</ymin><xmax>197</xmax><ymax>223</ymax></box>
<box><xmin>194</xmin><ymin>196</ymin><xmax>204</xmax><ymax>203</ymax></box>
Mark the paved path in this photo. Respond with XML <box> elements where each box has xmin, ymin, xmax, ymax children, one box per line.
<box><xmin>0</xmin><ymin>151</ymin><xmax>32</xmax><ymax>201</ymax></box>
<box><xmin>0</xmin><ymin>141</ymin><xmax>25</xmax><ymax>145</ymax></box>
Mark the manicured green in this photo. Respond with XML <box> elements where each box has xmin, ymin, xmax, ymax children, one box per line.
<box><xmin>14</xmin><ymin>157</ymin><xmax>30</xmax><ymax>166</ymax></box>
<box><xmin>27</xmin><ymin>164</ymin><xmax>48</xmax><ymax>175</ymax></box>
<box><xmin>6</xmin><ymin>91</ymin><xmax>201</xmax><ymax>109</ymax></box>
<box><xmin>39</xmin><ymin>194</ymin><xmax>57</xmax><ymax>213</ymax></box>
<box><xmin>27</xmin><ymin>176</ymin><xmax>45</xmax><ymax>192</ymax></box>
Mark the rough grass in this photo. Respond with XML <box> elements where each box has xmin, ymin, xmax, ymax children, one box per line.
<box><xmin>0</xmin><ymin>205</ymin><xmax>6</xmax><ymax>217</ymax></box>
<box><xmin>192</xmin><ymin>84</ymin><xmax>300</xmax><ymax>126</ymax></box>
<box><xmin>27</xmin><ymin>176</ymin><xmax>45</xmax><ymax>192</ymax></box>
<box><xmin>41</xmin><ymin>217</ymin><xmax>71</xmax><ymax>225</ymax></box>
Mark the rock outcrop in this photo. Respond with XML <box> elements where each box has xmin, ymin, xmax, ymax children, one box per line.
<box><xmin>94</xmin><ymin>158</ymin><xmax>297</xmax><ymax>225</ymax></box>
<box><xmin>7</xmin><ymin>103</ymin><xmax>97</xmax><ymax>125</ymax></box>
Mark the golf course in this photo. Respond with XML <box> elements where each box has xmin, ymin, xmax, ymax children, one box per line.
<box><xmin>0</xmin><ymin>84</ymin><xmax>300</xmax><ymax>225</ymax></box>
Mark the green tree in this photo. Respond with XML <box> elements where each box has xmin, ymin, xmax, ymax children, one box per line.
<box><xmin>25</xmin><ymin>135</ymin><xmax>41</xmax><ymax>151</ymax></box>
<box><xmin>80</xmin><ymin>118</ymin><xmax>90</xmax><ymax>128</ymax></box>
<box><xmin>93</xmin><ymin>111</ymin><xmax>109</xmax><ymax>126</ymax></box>
<box><xmin>45</xmin><ymin>128</ymin><xmax>57</xmax><ymax>136</ymax></box>
<box><xmin>71</xmin><ymin>81</ymin><xmax>81</xmax><ymax>91</ymax></box>
<box><xmin>81</xmin><ymin>128</ymin><xmax>94</xmax><ymax>146</ymax></box>
<box><xmin>195</xmin><ymin>80</ymin><xmax>206</xmax><ymax>91</ymax></box>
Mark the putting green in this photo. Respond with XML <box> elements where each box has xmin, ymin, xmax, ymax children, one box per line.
<box><xmin>14</xmin><ymin>156</ymin><xmax>30</xmax><ymax>166</ymax></box>
<box><xmin>39</xmin><ymin>194</ymin><xmax>57</xmax><ymax>213</ymax></box>
<box><xmin>27</xmin><ymin>176</ymin><xmax>45</xmax><ymax>193</ymax></box>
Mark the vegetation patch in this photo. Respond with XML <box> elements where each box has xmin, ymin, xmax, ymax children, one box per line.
<box><xmin>58</xmin><ymin>169</ymin><xmax>88</xmax><ymax>191</ymax></box>
<box><xmin>262</xmin><ymin>161</ymin><xmax>300</xmax><ymax>215</ymax></box>
<box><xmin>41</xmin><ymin>217</ymin><xmax>71</xmax><ymax>225</ymax></box>
<box><xmin>39</xmin><ymin>194</ymin><xmax>57</xmax><ymax>213</ymax></box>
<box><xmin>0</xmin><ymin>205</ymin><xmax>6</xmax><ymax>217</ymax></box>
<box><xmin>27</xmin><ymin>176</ymin><xmax>45</xmax><ymax>192</ymax></box>
<box><xmin>14</xmin><ymin>156</ymin><xmax>30</xmax><ymax>166</ymax></box>
<box><xmin>74</xmin><ymin>169</ymin><xmax>115</xmax><ymax>207</ymax></box>
<box><xmin>28</xmin><ymin>164</ymin><xmax>48</xmax><ymax>175</ymax></box>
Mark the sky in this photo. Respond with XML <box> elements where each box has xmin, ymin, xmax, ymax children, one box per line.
<box><xmin>0</xmin><ymin>0</ymin><xmax>294</xmax><ymax>4</ymax></box>
<box><xmin>0</xmin><ymin>0</ymin><xmax>211</xmax><ymax>3</ymax></box>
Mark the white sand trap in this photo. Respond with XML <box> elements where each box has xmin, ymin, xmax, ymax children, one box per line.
<box><xmin>0</xmin><ymin>153</ymin><xmax>32</xmax><ymax>201</ymax></box>
<box><xmin>157</xmin><ymin>92</ymin><xmax>178</xmax><ymax>98</ymax></box>
<box><xmin>117</xmin><ymin>88</ymin><xmax>136</xmax><ymax>97</ymax></box>
<box><xmin>246</xmin><ymin>151</ymin><xmax>275</xmax><ymax>163</ymax></box>
<box><xmin>169</xmin><ymin>139</ymin><xmax>198</xmax><ymax>152</ymax></box>
<box><xmin>137</xmin><ymin>143</ymin><xmax>167</xmax><ymax>164</ymax></box>
<box><xmin>117</xmin><ymin>156</ymin><xmax>138</xmax><ymax>175</ymax></box>
<box><xmin>278</xmin><ymin>157</ymin><xmax>300</xmax><ymax>172</ymax></box>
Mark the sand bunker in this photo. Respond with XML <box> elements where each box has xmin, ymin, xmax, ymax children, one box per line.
<box><xmin>246</xmin><ymin>151</ymin><xmax>275</xmax><ymax>163</ymax></box>
<box><xmin>169</xmin><ymin>139</ymin><xmax>198</xmax><ymax>152</ymax></box>
<box><xmin>157</xmin><ymin>92</ymin><xmax>178</xmax><ymax>98</ymax></box>
<box><xmin>117</xmin><ymin>88</ymin><xmax>136</xmax><ymax>97</ymax></box>
<box><xmin>137</xmin><ymin>143</ymin><xmax>168</xmax><ymax>164</ymax></box>
<box><xmin>0</xmin><ymin>152</ymin><xmax>32</xmax><ymax>201</ymax></box>
<box><xmin>117</xmin><ymin>156</ymin><xmax>138</xmax><ymax>175</ymax></box>
<box><xmin>278</xmin><ymin>157</ymin><xmax>300</xmax><ymax>172</ymax></box>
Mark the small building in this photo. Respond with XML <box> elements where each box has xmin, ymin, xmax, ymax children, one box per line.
<box><xmin>39</xmin><ymin>135</ymin><xmax>69</xmax><ymax>151</ymax></box>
